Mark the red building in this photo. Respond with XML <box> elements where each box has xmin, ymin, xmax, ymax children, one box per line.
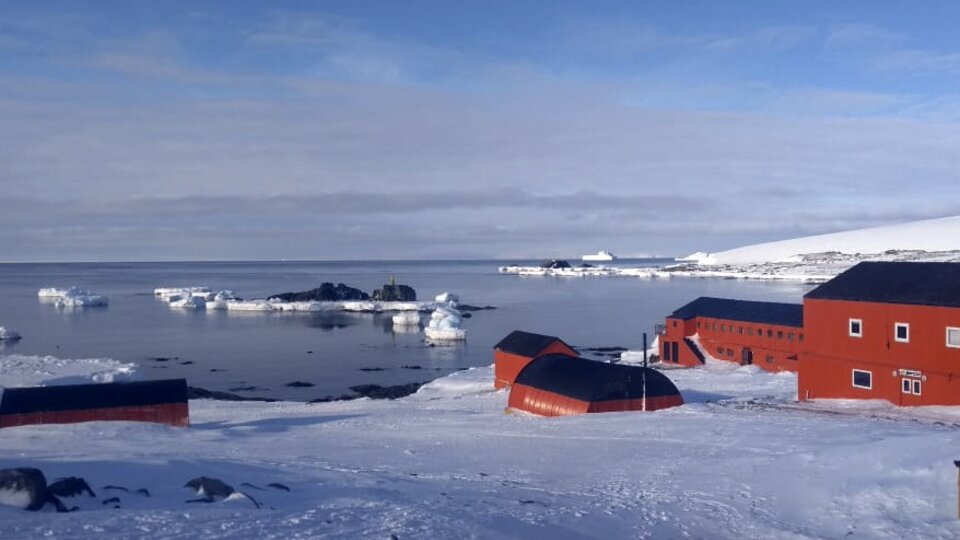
<box><xmin>799</xmin><ymin>262</ymin><xmax>960</xmax><ymax>406</ymax></box>
<box><xmin>659</xmin><ymin>297</ymin><xmax>804</xmax><ymax>372</ymax></box>
<box><xmin>0</xmin><ymin>379</ymin><xmax>189</xmax><ymax>429</ymax></box>
<box><xmin>493</xmin><ymin>330</ymin><xmax>577</xmax><ymax>389</ymax></box>
<box><xmin>508</xmin><ymin>354</ymin><xmax>683</xmax><ymax>416</ymax></box>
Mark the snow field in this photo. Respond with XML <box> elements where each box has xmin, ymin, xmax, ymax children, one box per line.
<box><xmin>1</xmin><ymin>358</ymin><xmax>960</xmax><ymax>538</ymax></box>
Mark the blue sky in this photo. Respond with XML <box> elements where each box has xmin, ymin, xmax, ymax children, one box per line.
<box><xmin>2</xmin><ymin>1</ymin><xmax>960</xmax><ymax>261</ymax></box>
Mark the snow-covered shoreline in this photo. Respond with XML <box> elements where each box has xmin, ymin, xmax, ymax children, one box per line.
<box><xmin>2</xmin><ymin>353</ymin><xmax>960</xmax><ymax>538</ymax></box>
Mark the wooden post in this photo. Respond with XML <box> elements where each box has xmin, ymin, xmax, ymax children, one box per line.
<box><xmin>955</xmin><ymin>461</ymin><xmax>960</xmax><ymax>519</ymax></box>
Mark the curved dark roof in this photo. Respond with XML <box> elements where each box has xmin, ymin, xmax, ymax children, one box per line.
<box><xmin>494</xmin><ymin>330</ymin><xmax>573</xmax><ymax>357</ymax></box>
<box><xmin>668</xmin><ymin>297</ymin><xmax>802</xmax><ymax>328</ymax></box>
<box><xmin>805</xmin><ymin>261</ymin><xmax>960</xmax><ymax>307</ymax></box>
<box><xmin>513</xmin><ymin>354</ymin><xmax>680</xmax><ymax>401</ymax></box>
<box><xmin>0</xmin><ymin>379</ymin><xmax>187</xmax><ymax>415</ymax></box>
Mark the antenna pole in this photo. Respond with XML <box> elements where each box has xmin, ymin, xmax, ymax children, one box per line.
<box><xmin>642</xmin><ymin>332</ymin><xmax>648</xmax><ymax>411</ymax></box>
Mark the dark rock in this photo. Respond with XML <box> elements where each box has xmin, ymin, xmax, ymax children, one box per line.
<box><xmin>269</xmin><ymin>282</ymin><xmax>369</xmax><ymax>302</ymax></box>
<box><xmin>180</xmin><ymin>361</ymin><xmax>194</xmax><ymax>365</ymax></box>
<box><xmin>349</xmin><ymin>382</ymin><xmax>425</xmax><ymax>400</ymax></box>
<box><xmin>461</xmin><ymin>313</ymin><xmax>472</xmax><ymax>318</ymax></box>
<box><xmin>371</xmin><ymin>279</ymin><xmax>417</xmax><ymax>301</ymax></box>
<box><xmin>0</xmin><ymin>468</ymin><xmax>74</xmax><ymax>512</ymax></box>
<box><xmin>359</xmin><ymin>367</ymin><xmax>387</xmax><ymax>372</ymax></box>
<box><xmin>48</xmin><ymin>477</ymin><xmax>96</xmax><ymax>498</ymax></box>
<box><xmin>150</xmin><ymin>357</ymin><xmax>170</xmax><ymax>362</ymax></box>
<box><xmin>309</xmin><ymin>394</ymin><xmax>354</xmax><ymax>403</ymax></box>
<box><xmin>540</xmin><ymin>259</ymin><xmax>571</xmax><ymax>269</ymax></box>
<box><xmin>229</xmin><ymin>386</ymin><xmax>262</xmax><ymax>392</ymax></box>
<box><xmin>102</xmin><ymin>497</ymin><xmax>121</xmax><ymax>505</ymax></box>
<box><xmin>401</xmin><ymin>365</ymin><xmax>422</xmax><ymax>370</ymax></box>
<box><xmin>458</xmin><ymin>304</ymin><xmax>497</xmax><ymax>312</ymax></box>
<box><xmin>187</xmin><ymin>386</ymin><xmax>279</xmax><ymax>402</ymax></box>
<box><xmin>285</xmin><ymin>381</ymin><xmax>314</xmax><ymax>388</ymax></box>
<box><xmin>267</xmin><ymin>482</ymin><xmax>290</xmax><ymax>492</ymax></box>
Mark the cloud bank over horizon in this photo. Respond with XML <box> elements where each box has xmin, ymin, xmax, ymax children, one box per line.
<box><xmin>2</xmin><ymin>1</ymin><xmax>960</xmax><ymax>262</ymax></box>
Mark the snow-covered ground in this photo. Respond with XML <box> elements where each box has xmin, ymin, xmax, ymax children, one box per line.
<box><xmin>2</xmin><ymin>355</ymin><xmax>960</xmax><ymax>538</ymax></box>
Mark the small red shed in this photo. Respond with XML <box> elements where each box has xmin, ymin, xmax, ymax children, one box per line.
<box><xmin>493</xmin><ymin>330</ymin><xmax>577</xmax><ymax>389</ymax></box>
<box><xmin>800</xmin><ymin>262</ymin><xmax>960</xmax><ymax>406</ymax></box>
<box><xmin>0</xmin><ymin>379</ymin><xmax>190</xmax><ymax>429</ymax></box>
<box><xmin>508</xmin><ymin>354</ymin><xmax>684</xmax><ymax>416</ymax></box>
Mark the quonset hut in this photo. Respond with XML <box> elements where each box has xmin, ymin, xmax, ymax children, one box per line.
<box><xmin>0</xmin><ymin>379</ymin><xmax>189</xmax><ymax>429</ymax></box>
<box><xmin>494</xmin><ymin>330</ymin><xmax>577</xmax><ymax>389</ymax></box>
<box><xmin>507</xmin><ymin>354</ymin><xmax>684</xmax><ymax>416</ymax></box>
<box><xmin>658</xmin><ymin>297</ymin><xmax>804</xmax><ymax>372</ymax></box>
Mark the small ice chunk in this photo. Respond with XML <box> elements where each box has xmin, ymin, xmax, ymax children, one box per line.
<box><xmin>0</xmin><ymin>327</ymin><xmax>21</xmax><ymax>341</ymax></box>
<box><xmin>392</xmin><ymin>312</ymin><xmax>421</xmax><ymax>326</ymax></box>
<box><xmin>169</xmin><ymin>296</ymin><xmax>206</xmax><ymax>309</ymax></box>
<box><xmin>435</xmin><ymin>292</ymin><xmax>460</xmax><ymax>304</ymax></box>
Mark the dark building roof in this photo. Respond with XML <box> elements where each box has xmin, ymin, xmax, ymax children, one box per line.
<box><xmin>513</xmin><ymin>354</ymin><xmax>681</xmax><ymax>402</ymax></box>
<box><xmin>0</xmin><ymin>379</ymin><xmax>187</xmax><ymax>416</ymax></box>
<box><xmin>669</xmin><ymin>297</ymin><xmax>803</xmax><ymax>328</ymax></box>
<box><xmin>494</xmin><ymin>330</ymin><xmax>574</xmax><ymax>357</ymax></box>
<box><xmin>805</xmin><ymin>261</ymin><xmax>960</xmax><ymax>308</ymax></box>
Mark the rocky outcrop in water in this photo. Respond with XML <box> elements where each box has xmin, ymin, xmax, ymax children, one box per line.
<box><xmin>269</xmin><ymin>282</ymin><xmax>370</xmax><ymax>302</ymax></box>
<box><xmin>371</xmin><ymin>283</ymin><xmax>417</xmax><ymax>301</ymax></box>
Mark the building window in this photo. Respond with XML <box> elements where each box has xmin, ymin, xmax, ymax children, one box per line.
<box><xmin>894</xmin><ymin>323</ymin><xmax>909</xmax><ymax>343</ymax></box>
<box><xmin>947</xmin><ymin>327</ymin><xmax>960</xmax><ymax>348</ymax></box>
<box><xmin>672</xmin><ymin>320</ymin><xmax>678</xmax><ymax>327</ymax></box>
<box><xmin>787</xmin><ymin>332</ymin><xmax>795</xmax><ymax>341</ymax></box>
<box><xmin>721</xmin><ymin>324</ymin><xmax>726</xmax><ymax>332</ymax></box>
<box><xmin>717</xmin><ymin>347</ymin><xmax>724</xmax><ymax>355</ymax></box>
<box><xmin>747</xmin><ymin>327</ymin><xmax>754</xmax><ymax>336</ymax></box>
<box><xmin>852</xmin><ymin>369</ymin><xmax>872</xmax><ymax>389</ymax></box>
<box><xmin>765</xmin><ymin>355</ymin><xmax>774</xmax><ymax>364</ymax></box>
<box><xmin>902</xmin><ymin>379</ymin><xmax>911</xmax><ymax>394</ymax></box>
<box><xmin>712</xmin><ymin>322</ymin><xmax>717</xmax><ymax>331</ymax></box>
<box><xmin>913</xmin><ymin>380</ymin><xmax>922</xmax><ymax>395</ymax></box>
<box><xmin>777</xmin><ymin>331</ymin><xmax>784</xmax><ymax>339</ymax></box>
<box><xmin>766</xmin><ymin>329</ymin><xmax>772</xmax><ymax>338</ymax></box>
<box><xmin>697</xmin><ymin>321</ymin><xmax>701</xmax><ymax>329</ymax></box>
<box><xmin>726</xmin><ymin>348</ymin><xmax>733</xmax><ymax>357</ymax></box>
<box><xmin>799</xmin><ymin>333</ymin><xmax>804</xmax><ymax>342</ymax></box>
<box><xmin>663</xmin><ymin>342</ymin><xmax>672</xmax><ymax>362</ymax></box>
<box><xmin>849</xmin><ymin>319</ymin><xmax>862</xmax><ymax>338</ymax></box>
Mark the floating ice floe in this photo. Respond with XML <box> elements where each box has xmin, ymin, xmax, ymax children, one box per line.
<box><xmin>424</xmin><ymin>305</ymin><xmax>466</xmax><ymax>341</ymax></box>
<box><xmin>45</xmin><ymin>287</ymin><xmax>109</xmax><ymax>308</ymax></box>
<box><xmin>435</xmin><ymin>292</ymin><xmax>459</xmax><ymax>305</ymax></box>
<box><xmin>392</xmin><ymin>312</ymin><xmax>422</xmax><ymax>326</ymax></box>
<box><xmin>154</xmin><ymin>287</ymin><xmax>214</xmax><ymax>301</ymax></box>
<box><xmin>169</xmin><ymin>295</ymin><xmax>206</xmax><ymax>309</ymax></box>
<box><xmin>0</xmin><ymin>327</ymin><xmax>21</xmax><ymax>341</ymax></box>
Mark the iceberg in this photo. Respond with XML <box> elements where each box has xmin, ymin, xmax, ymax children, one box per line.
<box><xmin>169</xmin><ymin>295</ymin><xmax>206</xmax><ymax>309</ymax></box>
<box><xmin>424</xmin><ymin>305</ymin><xmax>466</xmax><ymax>341</ymax></box>
<box><xmin>154</xmin><ymin>287</ymin><xmax>214</xmax><ymax>300</ymax></box>
<box><xmin>48</xmin><ymin>287</ymin><xmax>109</xmax><ymax>308</ymax></box>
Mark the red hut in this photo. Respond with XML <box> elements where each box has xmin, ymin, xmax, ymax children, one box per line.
<box><xmin>493</xmin><ymin>330</ymin><xmax>577</xmax><ymax>389</ymax></box>
<box><xmin>800</xmin><ymin>261</ymin><xmax>960</xmax><ymax>406</ymax></box>
<box><xmin>507</xmin><ymin>355</ymin><xmax>684</xmax><ymax>416</ymax></box>
<box><xmin>659</xmin><ymin>297</ymin><xmax>803</xmax><ymax>372</ymax></box>
<box><xmin>0</xmin><ymin>379</ymin><xmax>189</xmax><ymax>429</ymax></box>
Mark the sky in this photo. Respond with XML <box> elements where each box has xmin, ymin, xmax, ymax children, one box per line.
<box><xmin>2</xmin><ymin>1</ymin><xmax>960</xmax><ymax>262</ymax></box>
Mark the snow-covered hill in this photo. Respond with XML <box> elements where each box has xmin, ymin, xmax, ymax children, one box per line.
<box><xmin>692</xmin><ymin>215</ymin><xmax>960</xmax><ymax>265</ymax></box>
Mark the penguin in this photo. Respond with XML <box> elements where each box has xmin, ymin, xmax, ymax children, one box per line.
<box><xmin>0</xmin><ymin>468</ymin><xmax>75</xmax><ymax>512</ymax></box>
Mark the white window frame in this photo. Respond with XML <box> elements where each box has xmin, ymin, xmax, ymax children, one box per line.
<box><xmin>852</xmin><ymin>369</ymin><xmax>872</xmax><ymax>390</ymax></box>
<box><xmin>894</xmin><ymin>322</ymin><xmax>909</xmax><ymax>343</ymax></box>
<box><xmin>849</xmin><ymin>318</ymin><xmax>863</xmax><ymax>338</ymax></box>
<box><xmin>912</xmin><ymin>380</ymin><xmax>922</xmax><ymax>396</ymax></box>
<box><xmin>947</xmin><ymin>327</ymin><xmax>960</xmax><ymax>349</ymax></box>
<box><xmin>901</xmin><ymin>379</ymin><xmax>911</xmax><ymax>394</ymax></box>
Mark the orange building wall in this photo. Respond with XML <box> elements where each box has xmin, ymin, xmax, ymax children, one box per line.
<box><xmin>660</xmin><ymin>316</ymin><xmax>803</xmax><ymax>372</ymax></box>
<box><xmin>493</xmin><ymin>341</ymin><xmax>577</xmax><ymax>389</ymax></box>
<box><xmin>799</xmin><ymin>298</ymin><xmax>960</xmax><ymax>405</ymax></box>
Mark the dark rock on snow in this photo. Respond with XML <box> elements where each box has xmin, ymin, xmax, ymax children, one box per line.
<box><xmin>285</xmin><ymin>381</ymin><xmax>314</xmax><ymax>388</ymax></box>
<box><xmin>0</xmin><ymin>468</ymin><xmax>76</xmax><ymax>512</ymax></box>
<box><xmin>540</xmin><ymin>259</ymin><xmax>571</xmax><ymax>269</ymax></box>
<box><xmin>371</xmin><ymin>283</ymin><xmax>417</xmax><ymax>302</ymax></box>
<box><xmin>187</xmin><ymin>386</ymin><xmax>279</xmax><ymax>403</ymax></box>
<box><xmin>270</xmin><ymin>282</ymin><xmax>370</xmax><ymax>302</ymax></box>
<box><xmin>349</xmin><ymin>382</ymin><xmax>425</xmax><ymax>400</ymax></box>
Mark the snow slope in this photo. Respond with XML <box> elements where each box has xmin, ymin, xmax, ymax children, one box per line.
<box><xmin>1</xmin><ymin>357</ymin><xmax>960</xmax><ymax>538</ymax></box>
<box><xmin>695</xmin><ymin>215</ymin><xmax>960</xmax><ymax>265</ymax></box>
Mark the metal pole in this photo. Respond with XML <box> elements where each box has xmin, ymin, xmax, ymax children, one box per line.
<box><xmin>642</xmin><ymin>332</ymin><xmax>648</xmax><ymax>411</ymax></box>
<box><xmin>955</xmin><ymin>460</ymin><xmax>960</xmax><ymax>519</ymax></box>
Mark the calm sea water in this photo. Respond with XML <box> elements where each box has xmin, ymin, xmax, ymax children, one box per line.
<box><xmin>0</xmin><ymin>260</ymin><xmax>814</xmax><ymax>400</ymax></box>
